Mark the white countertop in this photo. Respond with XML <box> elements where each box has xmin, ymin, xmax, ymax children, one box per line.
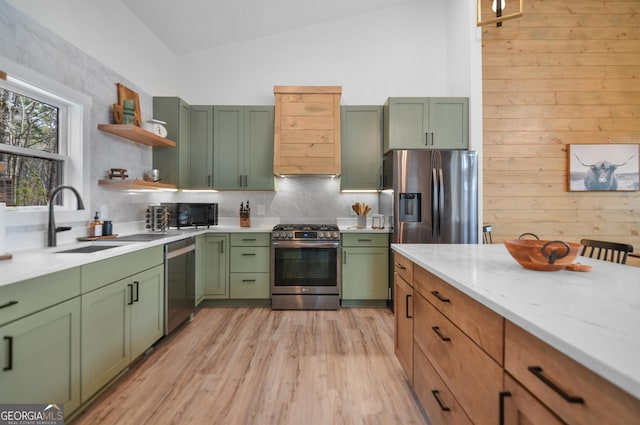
<box><xmin>391</xmin><ymin>243</ymin><xmax>640</xmax><ymax>399</ymax></box>
<box><xmin>0</xmin><ymin>225</ymin><xmax>274</xmax><ymax>288</ymax></box>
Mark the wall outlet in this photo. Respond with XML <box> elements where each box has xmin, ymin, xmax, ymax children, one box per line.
<box><xmin>258</xmin><ymin>205</ymin><xmax>265</xmax><ymax>216</ymax></box>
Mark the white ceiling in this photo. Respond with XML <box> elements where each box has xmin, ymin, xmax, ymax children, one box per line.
<box><xmin>121</xmin><ymin>0</ymin><xmax>418</xmax><ymax>55</ymax></box>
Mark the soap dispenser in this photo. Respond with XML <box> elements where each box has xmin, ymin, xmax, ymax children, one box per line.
<box><xmin>90</xmin><ymin>211</ymin><xmax>103</xmax><ymax>237</ymax></box>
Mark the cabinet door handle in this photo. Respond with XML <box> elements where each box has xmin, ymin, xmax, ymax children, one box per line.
<box><xmin>528</xmin><ymin>366</ymin><xmax>584</xmax><ymax>404</ymax></box>
<box><xmin>499</xmin><ymin>391</ymin><xmax>511</xmax><ymax>425</ymax></box>
<box><xmin>133</xmin><ymin>281</ymin><xmax>140</xmax><ymax>302</ymax></box>
<box><xmin>431</xmin><ymin>390</ymin><xmax>451</xmax><ymax>412</ymax></box>
<box><xmin>405</xmin><ymin>294</ymin><xmax>412</xmax><ymax>319</ymax></box>
<box><xmin>127</xmin><ymin>283</ymin><xmax>134</xmax><ymax>305</ymax></box>
<box><xmin>219</xmin><ymin>240</ymin><xmax>224</xmax><ymax>254</ymax></box>
<box><xmin>208</xmin><ymin>175</ymin><xmax>211</xmax><ymax>187</ymax></box>
<box><xmin>431</xmin><ymin>290</ymin><xmax>451</xmax><ymax>303</ymax></box>
<box><xmin>395</xmin><ymin>263</ymin><xmax>406</xmax><ymax>270</ymax></box>
<box><xmin>0</xmin><ymin>300</ymin><xmax>18</xmax><ymax>309</ymax></box>
<box><xmin>432</xmin><ymin>326</ymin><xmax>451</xmax><ymax>342</ymax></box>
<box><xmin>343</xmin><ymin>251</ymin><xmax>347</xmax><ymax>264</ymax></box>
<box><xmin>3</xmin><ymin>336</ymin><xmax>12</xmax><ymax>371</ymax></box>
<box><xmin>244</xmin><ymin>175</ymin><xmax>248</xmax><ymax>187</ymax></box>
<box><xmin>425</xmin><ymin>132</ymin><xmax>429</xmax><ymax>146</ymax></box>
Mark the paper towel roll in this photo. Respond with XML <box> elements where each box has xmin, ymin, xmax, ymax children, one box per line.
<box><xmin>0</xmin><ymin>202</ymin><xmax>7</xmax><ymax>255</ymax></box>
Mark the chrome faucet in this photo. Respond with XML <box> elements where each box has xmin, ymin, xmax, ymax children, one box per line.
<box><xmin>48</xmin><ymin>185</ymin><xmax>85</xmax><ymax>247</ymax></box>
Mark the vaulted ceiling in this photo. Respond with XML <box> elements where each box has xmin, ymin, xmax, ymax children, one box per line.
<box><xmin>121</xmin><ymin>0</ymin><xmax>418</xmax><ymax>55</ymax></box>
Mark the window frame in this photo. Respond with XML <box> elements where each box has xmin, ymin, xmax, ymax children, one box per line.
<box><xmin>1</xmin><ymin>56</ymin><xmax>91</xmax><ymax>227</ymax></box>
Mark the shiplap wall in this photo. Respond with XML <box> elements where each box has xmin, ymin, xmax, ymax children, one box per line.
<box><xmin>482</xmin><ymin>0</ymin><xmax>640</xmax><ymax>253</ymax></box>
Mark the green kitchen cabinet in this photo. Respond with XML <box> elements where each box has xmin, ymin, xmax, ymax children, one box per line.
<box><xmin>213</xmin><ymin>106</ymin><xmax>275</xmax><ymax>190</ymax></box>
<box><xmin>0</xmin><ymin>297</ymin><xmax>81</xmax><ymax>415</ymax></box>
<box><xmin>153</xmin><ymin>97</ymin><xmax>191</xmax><ymax>187</ymax></box>
<box><xmin>341</xmin><ymin>233</ymin><xmax>389</xmax><ymax>306</ymax></box>
<box><xmin>198</xmin><ymin>234</ymin><xmax>229</xmax><ymax>299</ymax></box>
<box><xmin>229</xmin><ymin>233</ymin><xmax>270</xmax><ymax>299</ymax></box>
<box><xmin>81</xmin><ymin>265</ymin><xmax>164</xmax><ymax>402</ymax></box>
<box><xmin>341</xmin><ymin>106</ymin><xmax>383</xmax><ymax>191</ymax></box>
<box><xmin>189</xmin><ymin>105</ymin><xmax>214</xmax><ymax>189</ymax></box>
<box><xmin>383</xmin><ymin>97</ymin><xmax>469</xmax><ymax>152</ymax></box>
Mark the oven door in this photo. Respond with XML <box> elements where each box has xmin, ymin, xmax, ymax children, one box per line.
<box><xmin>271</xmin><ymin>240</ymin><xmax>340</xmax><ymax>295</ymax></box>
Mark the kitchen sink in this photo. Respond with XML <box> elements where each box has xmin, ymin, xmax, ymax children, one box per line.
<box><xmin>112</xmin><ymin>233</ymin><xmax>173</xmax><ymax>242</ymax></box>
<box><xmin>55</xmin><ymin>244</ymin><xmax>124</xmax><ymax>254</ymax></box>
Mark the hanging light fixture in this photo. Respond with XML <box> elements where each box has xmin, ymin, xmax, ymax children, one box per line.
<box><xmin>477</xmin><ymin>0</ymin><xmax>523</xmax><ymax>27</ymax></box>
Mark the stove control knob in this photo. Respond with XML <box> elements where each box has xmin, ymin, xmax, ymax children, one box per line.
<box><xmin>273</xmin><ymin>231</ymin><xmax>280</xmax><ymax>239</ymax></box>
<box><xmin>331</xmin><ymin>231</ymin><xmax>339</xmax><ymax>239</ymax></box>
<box><xmin>318</xmin><ymin>232</ymin><xmax>325</xmax><ymax>238</ymax></box>
<box><xmin>287</xmin><ymin>231</ymin><xmax>294</xmax><ymax>239</ymax></box>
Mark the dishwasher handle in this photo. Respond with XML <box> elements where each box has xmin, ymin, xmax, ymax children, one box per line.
<box><xmin>167</xmin><ymin>243</ymin><xmax>196</xmax><ymax>259</ymax></box>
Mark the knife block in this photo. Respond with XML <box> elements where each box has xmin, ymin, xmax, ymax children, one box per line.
<box><xmin>239</xmin><ymin>212</ymin><xmax>251</xmax><ymax>228</ymax></box>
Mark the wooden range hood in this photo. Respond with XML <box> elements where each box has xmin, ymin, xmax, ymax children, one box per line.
<box><xmin>273</xmin><ymin>85</ymin><xmax>342</xmax><ymax>175</ymax></box>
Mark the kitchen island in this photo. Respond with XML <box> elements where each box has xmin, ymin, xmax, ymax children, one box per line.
<box><xmin>392</xmin><ymin>243</ymin><xmax>640</xmax><ymax>425</ymax></box>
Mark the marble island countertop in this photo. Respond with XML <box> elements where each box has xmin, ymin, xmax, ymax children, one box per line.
<box><xmin>391</xmin><ymin>243</ymin><xmax>640</xmax><ymax>400</ymax></box>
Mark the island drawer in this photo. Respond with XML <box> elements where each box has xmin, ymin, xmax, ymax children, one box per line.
<box><xmin>230</xmin><ymin>233</ymin><xmax>270</xmax><ymax>247</ymax></box>
<box><xmin>505</xmin><ymin>321</ymin><xmax>640</xmax><ymax>425</ymax></box>
<box><xmin>392</xmin><ymin>252</ymin><xmax>413</xmax><ymax>284</ymax></box>
<box><xmin>413</xmin><ymin>265</ymin><xmax>503</xmax><ymax>364</ymax></box>
<box><xmin>0</xmin><ymin>267</ymin><xmax>81</xmax><ymax>326</ymax></box>
<box><xmin>414</xmin><ymin>292</ymin><xmax>502</xmax><ymax>425</ymax></box>
<box><xmin>413</xmin><ymin>343</ymin><xmax>473</xmax><ymax>425</ymax></box>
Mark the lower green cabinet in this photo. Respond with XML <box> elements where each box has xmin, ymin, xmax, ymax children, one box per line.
<box><xmin>0</xmin><ymin>297</ymin><xmax>81</xmax><ymax>413</ymax></box>
<box><xmin>341</xmin><ymin>233</ymin><xmax>389</xmax><ymax>306</ymax></box>
<box><xmin>229</xmin><ymin>233</ymin><xmax>270</xmax><ymax>300</ymax></box>
<box><xmin>198</xmin><ymin>234</ymin><xmax>229</xmax><ymax>299</ymax></box>
<box><xmin>81</xmin><ymin>265</ymin><xmax>164</xmax><ymax>402</ymax></box>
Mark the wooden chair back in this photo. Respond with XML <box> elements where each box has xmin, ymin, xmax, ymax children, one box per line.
<box><xmin>579</xmin><ymin>239</ymin><xmax>634</xmax><ymax>264</ymax></box>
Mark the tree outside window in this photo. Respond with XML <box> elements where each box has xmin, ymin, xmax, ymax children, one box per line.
<box><xmin>0</xmin><ymin>87</ymin><xmax>63</xmax><ymax>206</ymax></box>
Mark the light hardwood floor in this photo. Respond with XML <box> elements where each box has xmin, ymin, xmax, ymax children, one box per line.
<box><xmin>71</xmin><ymin>307</ymin><xmax>427</xmax><ymax>425</ymax></box>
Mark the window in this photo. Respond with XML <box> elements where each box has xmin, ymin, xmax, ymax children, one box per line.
<box><xmin>0</xmin><ymin>84</ymin><xmax>64</xmax><ymax>206</ymax></box>
<box><xmin>0</xmin><ymin>62</ymin><xmax>88</xmax><ymax>211</ymax></box>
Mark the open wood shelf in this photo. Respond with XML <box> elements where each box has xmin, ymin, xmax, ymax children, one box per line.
<box><xmin>98</xmin><ymin>179</ymin><xmax>177</xmax><ymax>190</ymax></box>
<box><xmin>98</xmin><ymin>124</ymin><xmax>176</xmax><ymax>147</ymax></box>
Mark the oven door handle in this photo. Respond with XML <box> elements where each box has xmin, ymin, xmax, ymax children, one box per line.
<box><xmin>271</xmin><ymin>241</ymin><xmax>340</xmax><ymax>249</ymax></box>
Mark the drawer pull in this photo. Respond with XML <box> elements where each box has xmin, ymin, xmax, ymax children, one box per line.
<box><xmin>499</xmin><ymin>391</ymin><xmax>511</xmax><ymax>425</ymax></box>
<box><xmin>395</xmin><ymin>263</ymin><xmax>406</xmax><ymax>270</ymax></box>
<box><xmin>431</xmin><ymin>290</ymin><xmax>451</xmax><ymax>303</ymax></box>
<box><xmin>528</xmin><ymin>366</ymin><xmax>585</xmax><ymax>404</ymax></box>
<box><xmin>358</xmin><ymin>238</ymin><xmax>373</xmax><ymax>242</ymax></box>
<box><xmin>242</xmin><ymin>238</ymin><xmax>257</xmax><ymax>242</ymax></box>
<box><xmin>431</xmin><ymin>390</ymin><xmax>451</xmax><ymax>412</ymax></box>
<box><xmin>242</xmin><ymin>253</ymin><xmax>257</xmax><ymax>256</ymax></box>
<box><xmin>0</xmin><ymin>300</ymin><xmax>18</xmax><ymax>309</ymax></box>
<box><xmin>3</xmin><ymin>336</ymin><xmax>12</xmax><ymax>371</ymax></box>
<box><xmin>241</xmin><ymin>279</ymin><xmax>257</xmax><ymax>283</ymax></box>
<box><xmin>133</xmin><ymin>281</ymin><xmax>140</xmax><ymax>302</ymax></box>
<box><xmin>405</xmin><ymin>294</ymin><xmax>412</xmax><ymax>319</ymax></box>
<box><xmin>432</xmin><ymin>326</ymin><xmax>451</xmax><ymax>342</ymax></box>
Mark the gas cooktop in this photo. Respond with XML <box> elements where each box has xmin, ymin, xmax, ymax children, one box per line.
<box><xmin>272</xmin><ymin>224</ymin><xmax>339</xmax><ymax>241</ymax></box>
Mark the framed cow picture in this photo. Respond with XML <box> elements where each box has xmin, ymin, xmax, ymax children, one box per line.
<box><xmin>568</xmin><ymin>144</ymin><xmax>639</xmax><ymax>191</ymax></box>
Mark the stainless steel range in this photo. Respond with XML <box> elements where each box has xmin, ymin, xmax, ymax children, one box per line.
<box><xmin>271</xmin><ymin>224</ymin><xmax>340</xmax><ymax>310</ymax></box>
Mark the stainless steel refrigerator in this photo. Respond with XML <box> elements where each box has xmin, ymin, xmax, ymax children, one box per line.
<box><xmin>380</xmin><ymin>149</ymin><xmax>478</xmax><ymax>244</ymax></box>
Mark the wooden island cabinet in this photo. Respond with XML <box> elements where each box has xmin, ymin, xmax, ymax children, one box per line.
<box><xmin>392</xmin><ymin>245</ymin><xmax>640</xmax><ymax>425</ymax></box>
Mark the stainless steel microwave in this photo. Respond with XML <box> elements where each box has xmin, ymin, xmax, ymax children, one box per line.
<box><xmin>162</xmin><ymin>203</ymin><xmax>218</xmax><ymax>228</ymax></box>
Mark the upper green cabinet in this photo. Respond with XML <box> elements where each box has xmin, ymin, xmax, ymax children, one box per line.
<box><xmin>153</xmin><ymin>97</ymin><xmax>191</xmax><ymax>187</ymax></box>
<box><xmin>189</xmin><ymin>105</ymin><xmax>214</xmax><ymax>189</ymax></box>
<box><xmin>213</xmin><ymin>106</ymin><xmax>275</xmax><ymax>191</ymax></box>
<box><xmin>341</xmin><ymin>106</ymin><xmax>383</xmax><ymax>191</ymax></box>
<box><xmin>383</xmin><ymin>97</ymin><xmax>469</xmax><ymax>152</ymax></box>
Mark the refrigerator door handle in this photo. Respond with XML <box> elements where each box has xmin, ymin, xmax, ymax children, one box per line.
<box><xmin>431</xmin><ymin>168</ymin><xmax>438</xmax><ymax>238</ymax></box>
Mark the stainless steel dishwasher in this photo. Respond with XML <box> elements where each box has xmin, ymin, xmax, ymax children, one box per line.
<box><xmin>165</xmin><ymin>237</ymin><xmax>196</xmax><ymax>335</ymax></box>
